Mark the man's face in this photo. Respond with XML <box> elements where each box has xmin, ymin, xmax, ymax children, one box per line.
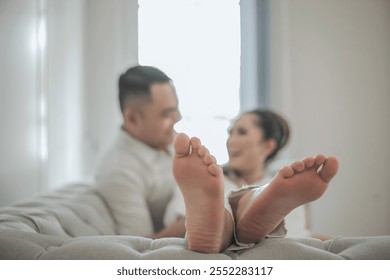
<box><xmin>137</xmin><ymin>82</ymin><xmax>180</xmax><ymax>150</ymax></box>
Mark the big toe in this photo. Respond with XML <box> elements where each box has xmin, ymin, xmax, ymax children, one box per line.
<box><xmin>319</xmin><ymin>156</ymin><xmax>339</xmax><ymax>183</ymax></box>
<box><xmin>174</xmin><ymin>133</ymin><xmax>191</xmax><ymax>157</ymax></box>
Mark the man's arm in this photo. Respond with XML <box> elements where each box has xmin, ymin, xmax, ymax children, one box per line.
<box><xmin>97</xmin><ymin>170</ymin><xmax>155</xmax><ymax>236</ymax></box>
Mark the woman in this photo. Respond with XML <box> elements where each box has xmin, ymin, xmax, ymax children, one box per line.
<box><xmin>223</xmin><ymin>109</ymin><xmax>310</xmax><ymax>237</ymax></box>
<box><xmin>224</xmin><ymin>109</ymin><xmax>289</xmax><ymax>190</ymax></box>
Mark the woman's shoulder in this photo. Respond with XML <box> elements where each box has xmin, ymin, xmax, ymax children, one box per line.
<box><xmin>223</xmin><ymin>176</ymin><xmax>240</xmax><ymax>194</ymax></box>
<box><xmin>222</xmin><ymin>165</ymin><xmax>245</xmax><ymax>193</ymax></box>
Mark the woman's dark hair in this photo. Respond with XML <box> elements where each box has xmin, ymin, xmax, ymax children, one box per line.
<box><xmin>248</xmin><ymin>109</ymin><xmax>290</xmax><ymax>164</ymax></box>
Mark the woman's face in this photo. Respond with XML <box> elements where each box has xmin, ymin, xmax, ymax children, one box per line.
<box><xmin>226</xmin><ymin>113</ymin><xmax>273</xmax><ymax>174</ymax></box>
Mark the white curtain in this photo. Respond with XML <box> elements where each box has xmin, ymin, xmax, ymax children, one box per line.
<box><xmin>0</xmin><ymin>0</ymin><xmax>138</xmax><ymax>207</ymax></box>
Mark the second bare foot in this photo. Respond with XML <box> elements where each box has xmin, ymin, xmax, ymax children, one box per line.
<box><xmin>235</xmin><ymin>155</ymin><xmax>339</xmax><ymax>244</ymax></box>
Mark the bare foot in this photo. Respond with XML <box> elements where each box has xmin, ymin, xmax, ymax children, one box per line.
<box><xmin>235</xmin><ymin>155</ymin><xmax>339</xmax><ymax>244</ymax></box>
<box><xmin>172</xmin><ymin>133</ymin><xmax>232</xmax><ymax>253</ymax></box>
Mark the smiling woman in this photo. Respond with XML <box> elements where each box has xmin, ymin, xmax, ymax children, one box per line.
<box><xmin>221</xmin><ymin>109</ymin><xmax>310</xmax><ymax>237</ymax></box>
<box><xmin>224</xmin><ymin>109</ymin><xmax>290</xmax><ymax>189</ymax></box>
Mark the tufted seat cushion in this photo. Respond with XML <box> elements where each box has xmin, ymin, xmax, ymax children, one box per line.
<box><xmin>0</xmin><ymin>184</ymin><xmax>116</xmax><ymax>237</ymax></box>
<box><xmin>1</xmin><ymin>183</ymin><xmax>389</xmax><ymax>260</ymax></box>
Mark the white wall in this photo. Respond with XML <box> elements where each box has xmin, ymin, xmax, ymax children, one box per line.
<box><xmin>269</xmin><ymin>0</ymin><xmax>390</xmax><ymax>237</ymax></box>
<box><xmin>46</xmin><ymin>0</ymin><xmax>86</xmax><ymax>191</ymax></box>
<box><xmin>0</xmin><ymin>0</ymin><xmax>41</xmax><ymax>206</ymax></box>
<box><xmin>82</xmin><ymin>0</ymin><xmax>138</xmax><ymax>177</ymax></box>
<box><xmin>0</xmin><ymin>0</ymin><xmax>138</xmax><ymax>207</ymax></box>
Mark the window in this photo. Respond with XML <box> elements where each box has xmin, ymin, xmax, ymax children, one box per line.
<box><xmin>139</xmin><ymin>0</ymin><xmax>241</xmax><ymax>164</ymax></box>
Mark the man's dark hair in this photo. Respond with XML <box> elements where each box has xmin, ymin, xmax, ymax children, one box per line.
<box><xmin>118</xmin><ymin>65</ymin><xmax>172</xmax><ymax>112</ymax></box>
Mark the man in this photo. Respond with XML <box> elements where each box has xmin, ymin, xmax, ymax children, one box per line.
<box><xmin>96</xmin><ymin>65</ymin><xmax>185</xmax><ymax>238</ymax></box>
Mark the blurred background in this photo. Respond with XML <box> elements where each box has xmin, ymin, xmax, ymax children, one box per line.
<box><xmin>0</xmin><ymin>0</ymin><xmax>389</xmax><ymax>238</ymax></box>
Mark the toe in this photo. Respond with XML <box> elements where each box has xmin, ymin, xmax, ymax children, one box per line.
<box><xmin>198</xmin><ymin>145</ymin><xmax>209</xmax><ymax>157</ymax></box>
<box><xmin>302</xmin><ymin>157</ymin><xmax>315</xmax><ymax>168</ymax></box>
<box><xmin>208</xmin><ymin>163</ymin><xmax>223</xmax><ymax>177</ymax></box>
<box><xmin>174</xmin><ymin>133</ymin><xmax>191</xmax><ymax>158</ymax></box>
<box><xmin>319</xmin><ymin>156</ymin><xmax>339</xmax><ymax>183</ymax></box>
<box><xmin>313</xmin><ymin>154</ymin><xmax>326</xmax><ymax>169</ymax></box>
<box><xmin>204</xmin><ymin>154</ymin><xmax>216</xmax><ymax>165</ymax></box>
<box><xmin>190</xmin><ymin>137</ymin><xmax>201</xmax><ymax>152</ymax></box>
<box><xmin>291</xmin><ymin>160</ymin><xmax>305</xmax><ymax>173</ymax></box>
<box><xmin>278</xmin><ymin>166</ymin><xmax>295</xmax><ymax>178</ymax></box>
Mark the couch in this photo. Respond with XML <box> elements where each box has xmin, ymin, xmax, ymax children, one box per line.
<box><xmin>1</xmin><ymin>182</ymin><xmax>389</xmax><ymax>260</ymax></box>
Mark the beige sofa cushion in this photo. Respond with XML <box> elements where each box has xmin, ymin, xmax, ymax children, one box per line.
<box><xmin>0</xmin><ymin>183</ymin><xmax>116</xmax><ymax>237</ymax></box>
<box><xmin>1</xmin><ymin>183</ymin><xmax>389</xmax><ymax>260</ymax></box>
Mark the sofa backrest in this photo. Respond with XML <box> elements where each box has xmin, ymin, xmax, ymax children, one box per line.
<box><xmin>0</xmin><ymin>183</ymin><xmax>117</xmax><ymax>238</ymax></box>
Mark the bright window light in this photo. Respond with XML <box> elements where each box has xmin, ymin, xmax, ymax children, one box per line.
<box><xmin>139</xmin><ymin>0</ymin><xmax>241</xmax><ymax>164</ymax></box>
<box><xmin>36</xmin><ymin>1</ymin><xmax>48</xmax><ymax>163</ymax></box>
